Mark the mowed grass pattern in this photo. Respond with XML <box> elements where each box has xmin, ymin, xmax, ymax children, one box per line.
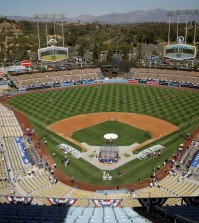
<box><xmin>71</xmin><ymin>121</ymin><xmax>151</xmax><ymax>146</ymax></box>
<box><xmin>8</xmin><ymin>84</ymin><xmax>199</xmax><ymax>127</ymax></box>
<box><xmin>6</xmin><ymin>84</ymin><xmax>199</xmax><ymax>186</ymax></box>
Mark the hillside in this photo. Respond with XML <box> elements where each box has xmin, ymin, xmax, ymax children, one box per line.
<box><xmin>0</xmin><ymin>16</ymin><xmax>198</xmax><ymax>65</ymax></box>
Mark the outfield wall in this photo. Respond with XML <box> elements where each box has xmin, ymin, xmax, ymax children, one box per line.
<box><xmin>17</xmin><ymin>78</ymin><xmax>199</xmax><ymax>92</ymax></box>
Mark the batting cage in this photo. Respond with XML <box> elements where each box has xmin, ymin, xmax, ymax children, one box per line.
<box><xmin>98</xmin><ymin>144</ymin><xmax>119</xmax><ymax>164</ymax></box>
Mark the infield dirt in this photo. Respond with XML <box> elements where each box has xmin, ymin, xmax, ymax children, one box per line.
<box><xmin>48</xmin><ymin>112</ymin><xmax>178</xmax><ymax>151</ymax></box>
<box><xmin>1</xmin><ymin>92</ymin><xmax>198</xmax><ymax>191</ymax></box>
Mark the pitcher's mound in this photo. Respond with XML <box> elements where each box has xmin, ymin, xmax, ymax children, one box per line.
<box><xmin>104</xmin><ymin>133</ymin><xmax>118</xmax><ymax>140</ymax></box>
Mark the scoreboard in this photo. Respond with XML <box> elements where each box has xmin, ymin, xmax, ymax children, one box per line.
<box><xmin>38</xmin><ymin>46</ymin><xmax>69</xmax><ymax>62</ymax></box>
<box><xmin>164</xmin><ymin>44</ymin><xmax>196</xmax><ymax>60</ymax></box>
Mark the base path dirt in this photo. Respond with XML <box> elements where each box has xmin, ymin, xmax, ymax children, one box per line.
<box><xmin>1</xmin><ymin>88</ymin><xmax>199</xmax><ymax>192</ymax></box>
<box><xmin>48</xmin><ymin>112</ymin><xmax>178</xmax><ymax>151</ymax></box>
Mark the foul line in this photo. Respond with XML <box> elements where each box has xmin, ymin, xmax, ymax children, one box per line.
<box><xmin>12</xmin><ymin>106</ymin><xmax>199</xmax><ymax>149</ymax></box>
<box><xmin>13</xmin><ymin>108</ymin><xmax>47</xmax><ymax>128</ymax></box>
<box><xmin>178</xmin><ymin>117</ymin><xmax>199</xmax><ymax>128</ymax></box>
<box><xmin>14</xmin><ymin>108</ymin><xmax>64</xmax><ymax>144</ymax></box>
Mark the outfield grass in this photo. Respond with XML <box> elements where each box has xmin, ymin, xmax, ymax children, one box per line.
<box><xmin>7</xmin><ymin>84</ymin><xmax>199</xmax><ymax>186</ymax></box>
<box><xmin>71</xmin><ymin>121</ymin><xmax>151</xmax><ymax>146</ymax></box>
<box><xmin>9</xmin><ymin>85</ymin><xmax>199</xmax><ymax>126</ymax></box>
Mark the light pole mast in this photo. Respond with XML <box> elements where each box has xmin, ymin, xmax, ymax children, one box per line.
<box><xmin>34</xmin><ymin>14</ymin><xmax>41</xmax><ymax>49</ymax></box>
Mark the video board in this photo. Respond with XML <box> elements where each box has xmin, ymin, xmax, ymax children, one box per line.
<box><xmin>38</xmin><ymin>46</ymin><xmax>69</xmax><ymax>62</ymax></box>
<box><xmin>164</xmin><ymin>44</ymin><xmax>196</xmax><ymax>60</ymax></box>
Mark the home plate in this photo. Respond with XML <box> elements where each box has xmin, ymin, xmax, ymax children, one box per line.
<box><xmin>104</xmin><ymin>133</ymin><xmax>118</xmax><ymax>140</ymax></box>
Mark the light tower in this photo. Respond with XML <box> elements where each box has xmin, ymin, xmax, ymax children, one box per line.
<box><xmin>33</xmin><ymin>14</ymin><xmax>65</xmax><ymax>48</ymax></box>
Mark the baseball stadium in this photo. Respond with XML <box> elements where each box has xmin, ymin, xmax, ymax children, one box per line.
<box><xmin>0</xmin><ymin>10</ymin><xmax>199</xmax><ymax>223</ymax></box>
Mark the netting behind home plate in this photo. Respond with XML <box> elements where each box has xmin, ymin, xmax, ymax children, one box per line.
<box><xmin>99</xmin><ymin>144</ymin><xmax>119</xmax><ymax>164</ymax></box>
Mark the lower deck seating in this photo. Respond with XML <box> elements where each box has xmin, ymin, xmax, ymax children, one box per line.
<box><xmin>155</xmin><ymin>205</ymin><xmax>199</xmax><ymax>223</ymax></box>
<box><xmin>0</xmin><ymin>204</ymin><xmax>147</xmax><ymax>223</ymax></box>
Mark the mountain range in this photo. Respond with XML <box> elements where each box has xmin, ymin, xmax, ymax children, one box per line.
<box><xmin>1</xmin><ymin>9</ymin><xmax>197</xmax><ymax>24</ymax></box>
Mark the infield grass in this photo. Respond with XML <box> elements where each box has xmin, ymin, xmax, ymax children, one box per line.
<box><xmin>7</xmin><ymin>84</ymin><xmax>199</xmax><ymax>186</ymax></box>
<box><xmin>71</xmin><ymin>121</ymin><xmax>151</xmax><ymax>146</ymax></box>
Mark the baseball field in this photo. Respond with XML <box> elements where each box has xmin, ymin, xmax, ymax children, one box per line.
<box><xmin>7</xmin><ymin>84</ymin><xmax>199</xmax><ymax>186</ymax></box>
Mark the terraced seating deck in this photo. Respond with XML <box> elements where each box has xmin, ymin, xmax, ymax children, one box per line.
<box><xmin>158</xmin><ymin>174</ymin><xmax>199</xmax><ymax>197</ymax></box>
<box><xmin>31</xmin><ymin>72</ymin><xmax>45</xmax><ymax>78</ymax></box>
<box><xmin>17</xmin><ymin>74</ymin><xmax>32</xmax><ymax>80</ymax></box>
<box><xmin>4</xmin><ymin>138</ymin><xmax>25</xmax><ymax>172</ymax></box>
<box><xmin>190</xmin><ymin>71</ymin><xmax>199</xmax><ymax>77</ymax></box>
<box><xmin>148</xmin><ymin>68</ymin><xmax>162</xmax><ymax>74</ymax></box>
<box><xmin>136</xmin><ymin>185</ymin><xmax>172</xmax><ymax>198</ymax></box>
<box><xmin>9</xmin><ymin>68</ymin><xmax>99</xmax><ymax>89</ymax></box>
<box><xmin>134</xmin><ymin>73</ymin><xmax>148</xmax><ymax>79</ymax></box>
<box><xmin>161</xmin><ymin>69</ymin><xmax>175</xmax><ymax>75</ymax></box>
<box><xmin>0</xmin><ymin>153</ymin><xmax>11</xmax><ymax>190</ymax></box>
<box><xmin>135</xmin><ymin>68</ymin><xmax>149</xmax><ymax>73</ymax></box>
<box><xmin>185</xmin><ymin>76</ymin><xmax>199</xmax><ymax>84</ymax></box>
<box><xmin>147</xmin><ymin>73</ymin><xmax>159</xmax><ymax>79</ymax></box>
<box><xmin>174</xmin><ymin>70</ymin><xmax>190</xmax><ymax>76</ymax></box>
<box><xmin>155</xmin><ymin>205</ymin><xmax>199</xmax><ymax>223</ymax></box>
<box><xmin>0</xmin><ymin>204</ymin><xmax>148</xmax><ymax>223</ymax></box>
<box><xmin>159</xmin><ymin>74</ymin><xmax>173</xmax><ymax>81</ymax></box>
<box><xmin>0</xmin><ymin>104</ymin><xmax>23</xmax><ymax>137</ymax></box>
<box><xmin>172</xmin><ymin>75</ymin><xmax>186</xmax><ymax>82</ymax></box>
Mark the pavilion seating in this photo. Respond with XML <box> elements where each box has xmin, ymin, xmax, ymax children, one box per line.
<box><xmin>160</xmin><ymin>74</ymin><xmax>173</xmax><ymax>81</ymax></box>
<box><xmin>43</xmin><ymin>72</ymin><xmax>59</xmax><ymax>78</ymax></box>
<box><xmin>8</xmin><ymin>75</ymin><xmax>19</xmax><ymax>81</ymax></box>
<box><xmin>62</xmin><ymin>75</ymin><xmax>72</xmax><ymax>82</ymax></box>
<box><xmin>147</xmin><ymin>73</ymin><xmax>159</xmax><ymax>79</ymax></box>
<box><xmin>129</xmin><ymin>68</ymin><xmax>137</xmax><ymax>73</ymax></box>
<box><xmin>62</xmin><ymin>70</ymin><xmax>73</xmax><ymax>75</ymax></box>
<box><xmin>71</xmin><ymin>69</ymin><xmax>84</xmax><ymax>75</ymax></box>
<box><xmin>185</xmin><ymin>76</ymin><xmax>199</xmax><ymax>84</ymax></box>
<box><xmin>136</xmin><ymin>68</ymin><xmax>149</xmax><ymax>73</ymax></box>
<box><xmin>17</xmin><ymin>74</ymin><xmax>32</xmax><ymax>80</ymax></box>
<box><xmin>133</xmin><ymin>68</ymin><xmax>149</xmax><ymax>79</ymax></box>
<box><xmin>189</xmin><ymin>71</ymin><xmax>199</xmax><ymax>77</ymax></box>
<box><xmin>174</xmin><ymin>70</ymin><xmax>190</xmax><ymax>76</ymax></box>
<box><xmin>31</xmin><ymin>72</ymin><xmax>45</xmax><ymax>78</ymax></box>
<box><xmin>8</xmin><ymin>68</ymin><xmax>100</xmax><ymax>89</ymax></box>
<box><xmin>173</xmin><ymin>75</ymin><xmax>186</xmax><ymax>82</ymax></box>
<box><xmin>148</xmin><ymin>68</ymin><xmax>162</xmax><ymax>74</ymax></box>
<box><xmin>161</xmin><ymin>69</ymin><xmax>175</xmax><ymax>75</ymax></box>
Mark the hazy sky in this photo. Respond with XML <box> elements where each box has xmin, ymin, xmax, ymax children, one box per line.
<box><xmin>0</xmin><ymin>0</ymin><xmax>198</xmax><ymax>17</ymax></box>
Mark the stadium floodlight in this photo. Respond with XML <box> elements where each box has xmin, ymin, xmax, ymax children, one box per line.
<box><xmin>167</xmin><ymin>9</ymin><xmax>199</xmax><ymax>17</ymax></box>
<box><xmin>166</xmin><ymin>9</ymin><xmax>199</xmax><ymax>46</ymax></box>
<box><xmin>33</xmin><ymin>14</ymin><xmax>41</xmax><ymax>49</ymax></box>
<box><xmin>61</xmin><ymin>14</ymin><xmax>65</xmax><ymax>47</ymax></box>
<box><xmin>52</xmin><ymin>14</ymin><xmax>57</xmax><ymax>40</ymax></box>
<box><xmin>33</xmin><ymin>13</ymin><xmax>65</xmax><ymax>48</ymax></box>
<box><xmin>44</xmin><ymin>14</ymin><xmax>48</xmax><ymax>47</ymax></box>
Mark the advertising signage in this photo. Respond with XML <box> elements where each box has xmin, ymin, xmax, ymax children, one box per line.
<box><xmin>138</xmin><ymin>79</ymin><xmax>147</xmax><ymax>84</ymax></box>
<box><xmin>148</xmin><ymin>55</ymin><xmax>158</xmax><ymax>62</ymax></box>
<box><xmin>38</xmin><ymin>46</ymin><xmax>69</xmax><ymax>62</ymax></box>
<box><xmin>20</xmin><ymin>60</ymin><xmax>32</xmax><ymax>66</ymax></box>
<box><xmin>164</xmin><ymin>44</ymin><xmax>196</xmax><ymax>60</ymax></box>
